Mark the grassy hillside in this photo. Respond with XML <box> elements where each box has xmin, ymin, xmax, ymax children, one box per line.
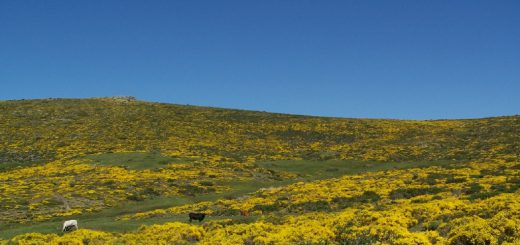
<box><xmin>1</xmin><ymin>97</ymin><xmax>518</xmax><ymax>167</ymax></box>
<box><xmin>0</xmin><ymin>97</ymin><xmax>518</xmax><ymax>244</ymax></box>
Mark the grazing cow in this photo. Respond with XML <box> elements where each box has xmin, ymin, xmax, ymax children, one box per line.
<box><xmin>240</xmin><ymin>210</ymin><xmax>250</xmax><ymax>216</ymax></box>
<box><xmin>62</xmin><ymin>220</ymin><xmax>78</xmax><ymax>232</ymax></box>
<box><xmin>188</xmin><ymin>213</ymin><xmax>206</xmax><ymax>223</ymax></box>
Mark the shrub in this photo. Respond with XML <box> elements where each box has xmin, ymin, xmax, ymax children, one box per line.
<box><xmin>390</xmin><ymin>187</ymin><xmax>444</xmax><ymax>200</ymax></box>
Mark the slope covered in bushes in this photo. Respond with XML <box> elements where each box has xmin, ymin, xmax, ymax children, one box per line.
<box><xmin>0</xmin><ymin>98</ymin><xmax>518</xmax><ymax>244</ymax></box>
<box><xmin>1</xmin><ymin>97</ymin><xmax>518</xmax><ymax>166</ymax></box>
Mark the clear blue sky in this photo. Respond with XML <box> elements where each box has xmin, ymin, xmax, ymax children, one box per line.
<box><xmin>1</xmin><ymin>1</ymin><xmax>519</xmax><ymax>119</ymax></box>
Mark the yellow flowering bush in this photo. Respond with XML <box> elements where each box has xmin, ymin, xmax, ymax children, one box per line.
<box><xmin>0</xmin><ymin>98</ymin><xmax>519</xmax><ymax>243</ymax></box>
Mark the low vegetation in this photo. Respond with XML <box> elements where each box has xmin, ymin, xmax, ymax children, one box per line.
<box><xmin>0</xmin><ymin>98</ymin><xmax>518</xmax><ymax>244</ymax></box>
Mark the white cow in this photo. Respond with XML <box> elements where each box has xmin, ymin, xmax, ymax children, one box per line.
<box><xmin>62</xmin><ymin>220</ymin><xmax>78</xmax><ymax>232</ymax></box>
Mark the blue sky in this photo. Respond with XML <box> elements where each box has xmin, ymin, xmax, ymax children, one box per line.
<box><xmin>1</xmin><ymin>1</ymin><xmax>519</xmax><ymax>119</ymax></box>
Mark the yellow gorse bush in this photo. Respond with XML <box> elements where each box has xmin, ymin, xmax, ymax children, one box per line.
<box><xmin>4</xmin><ymin>160</ymin><xmax>517</xmax><ymax>244</ymax></box>
<box><xmin>0</xmin><ymin>98</ymin><xmax>519</xmax><ymax>244</ymax></box>
<box><xmin>0</xmin><ymin>159</ymin><xmax>252</xmax><ymax>223</ymax></box>
<box><xmin>113</xmin><ymin>161</ymin><xmax>519</xmax><ymax>244</ymax></box>
<box><xmin>1</xmin><ymin>98</ymin><xmax>518</xmax><ymax>166</ymax></box>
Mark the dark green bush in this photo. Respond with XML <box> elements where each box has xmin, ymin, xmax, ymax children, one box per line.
<box><xmin>390</xmin><ymin>187</ymin><xmax>444</xmax><ymax>200</ymax></box>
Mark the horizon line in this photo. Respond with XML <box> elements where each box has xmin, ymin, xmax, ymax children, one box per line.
<box><xmin>1</xmin><ymin>96</ymin><xmax>518</xmax><ymax>122</ymax></box>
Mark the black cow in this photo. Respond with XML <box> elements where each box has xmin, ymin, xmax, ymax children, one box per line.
<box><xmin>188</xmin><ymin>213</ymin><xmax>206</xmax><ymax>223</ymax></box>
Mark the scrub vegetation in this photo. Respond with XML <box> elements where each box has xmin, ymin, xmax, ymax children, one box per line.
<box><xmin>0</xmin><ymin>97</ymin><xmax>518</xmax><ymax>244</ymax></box>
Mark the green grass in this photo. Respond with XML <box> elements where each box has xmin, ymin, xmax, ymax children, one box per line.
<box><xmin>0</xmin><ymin>183</ymin><xmax>265</xmax><ymax>239</ymax></box>
<box><xmin>0</xmin><ymin>161</ymin><xmax>37</xmax><ymax>172</ymax></box>
<box><xmin>0</xmin><ymin>213</ymin><xmax>259</xmax><ymax>239</ymax></box>
<box><xmin>83</xmin><ymin>152</ymin><xmax>188</xmax><ymax>170</ymax></box>
<box><xmin>0</xmin><ymin>159</ymin><xmax>459</xmax><ymax>239</ymax></box>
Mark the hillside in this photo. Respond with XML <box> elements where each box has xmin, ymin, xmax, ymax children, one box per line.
<box><xmin>1</xmin><ymin>97</ymin><xmax>518</xmax><ymax>166</ymax></box>
<box><xmin>0</xmin><ymin>98</ymin><xmax>519</xmax><ymax>244</ymax></box>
